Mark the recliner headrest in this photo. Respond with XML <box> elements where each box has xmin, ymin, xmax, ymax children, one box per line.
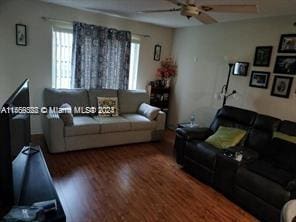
<box><xmin>217</xmin><ymin>106</ymin><xmax>257</xmax><ymax>126</ymax></box>
<box><xmin>253</xmin><ymin>114</ymin><xmax>281</xmax><ymax>132</ymax></box>
<box><xmin>279</xmin><ymin>120</ymin><xmax>296</xmax><ymax>136</ymax></box>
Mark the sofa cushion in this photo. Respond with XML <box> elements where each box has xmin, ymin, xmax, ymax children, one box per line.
<box><xmin>65</xmin><ymin>116</ymin><xmax>100</xmax><ymax>137</ymax></box>
<box><xmin>43</xmin><ymin>88</ymin><xmax>89</xmax><ymax>111</ymax></box>
<box><xmin>118</xmin><ymin>90</ymin><xmax>149</xmax><ymax>113</ymax></box>
<box><xmin>121</xmin><ymin>114</ymin><xmax>156</xmax><ymax>130</ymax></box>
<box><xmin>185</xmin><ymin>141</ymin><xmax>220</xmax><ymax>170</ymax></box>
<box><xmin>236</xmin><ymin>166</ymin><xmax>291</xmax><ymax>209</ymax></box>
<box><xmin>88</xmin><ymin>89</ymin><xmax>118</xmax><ymax>108</ymax></box>
<box><xmin>94</xmin><ymin>116</ymin><xmax>130</xmax><ymax>133</ymax></box>
<box><xmin>271</xmin><ymin>138</ymin><xmax>296</xmax><ymax>173</ymax></box>
<box><xmin>246</xmin><ymin>160</ymin><xmax>294</xmax><ymax>187</ymax></box>
<box><xmin>137</xmin><ymin>103</ymin><xmax>160</xmax><ymax>121</ymax></box>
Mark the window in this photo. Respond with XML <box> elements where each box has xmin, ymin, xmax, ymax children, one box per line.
<box><xmin>52</xmin><ymin>29</ymin><xmax>140</xmax><ymax>89</ymax></box>
<box><xmin>52</xmin><ymin>27</ymin><xmax>73</xmax><ymax>88</ymax></box>
<box><xmin>128</xmin><ymin>41</ymin><xmax>140</xmax><ymax>90</ymax></box>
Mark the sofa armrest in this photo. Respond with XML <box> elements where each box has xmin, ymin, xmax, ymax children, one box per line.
<box><xmin>155</xmin><ymin>111</ymin><xmax>166</xmax><ymax>130</ymax></box>
<box><xmin>42</xmin><ymin>111</ymin><xmax>66</xmax><ymax>153</ymax></box>
<box><xmin>176</xmin><ymin>127</ymin><xmax>213</xmax><ymax>141</ymax></box>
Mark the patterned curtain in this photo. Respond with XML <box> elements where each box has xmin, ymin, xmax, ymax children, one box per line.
<box><xmin>71</xmin><ymin>22</ymin><xmax>131</xmax><ymax>89</ymax></box>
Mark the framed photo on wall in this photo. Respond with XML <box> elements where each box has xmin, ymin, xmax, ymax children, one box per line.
<box><xmin>15</xmin><ymin>24</ymin><xmax>27</xmax><ymax>46</ymax></box>
<box><xmin>154</xmin><ymin>44</ymin><xmax>161</xmax><ymax>61</ymax></box>
<box><xmin>249</xmin><ymin>71</ymin><xmax>270</xmax><ymax>89</ymax></box>
<box><xmin>274</xmin><ymin>56</ymin><xmax>296</xmax><ymax>75</ymax></box>
<box><xmin>253</xmin><ymin>46</ymin><xmax>272</xmax><ymax>67</ymax></box>
<box><xmin>278</xmin><ymin>34</ymin><xmax>296</xmax><ymax>53</ymax></box>
<box><xmin>233</xmin><ymin>62</ymin><xmax>249</xmax><ymax>76</ymax></box>
<box><xmin>271</xmin><ymin>76</ymin><xmax>293</xmax><ymax>98</ymax></box>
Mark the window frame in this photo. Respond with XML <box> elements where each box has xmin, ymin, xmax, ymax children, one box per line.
<box><xmin>52</xmin><ymin>25</ymin><xmax>73</xmax><ymax>89</ymax></box>
<box><xmin>128</xmin><ymin>38</ymin><xmax>141</xmax><ymax>90</ymax></box>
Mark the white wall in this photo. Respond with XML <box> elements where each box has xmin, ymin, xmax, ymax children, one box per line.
<box><xmin>169</xmin><ymin>15</ymin><xmax>296</xmax><ymax>128</ymax></box>
<box><xmin>0</xmin><ymin>0</ymin><xmax>173</xmax><ymax>134</ymax></box>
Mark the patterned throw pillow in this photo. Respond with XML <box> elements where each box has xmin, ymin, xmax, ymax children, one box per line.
<box><xmin>97</xmin><ymin>97</ymin><xmax>119</xmax><ymax>117</ymax></box>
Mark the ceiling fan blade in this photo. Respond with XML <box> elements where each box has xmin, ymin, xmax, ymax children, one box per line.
<box><xmin>85</xmin><ymin>7</ymin><xmax>128</xmax><ymax>17</ymax></box>
<box><xmin>199</xmin><ymin>5</ymin><xmax>258</xmax><ymax>13</ymax></box>
<box><xmin>195</xmin><ymin>12</ymin><xmax>217</xmax><ymax>24</ymax></box>
<box><xmin>164</xmin><ymin>0</ymin><xmax>185</xmax><ymax>7</ymax></box>
<box><xmin>137</xmin><ymin>8</ymin><xmax>181</xmax><ymax>13</ymax></box>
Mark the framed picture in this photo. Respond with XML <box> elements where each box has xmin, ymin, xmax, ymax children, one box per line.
<box><xmin>16</xmin><ymin>24</ymin><xmax>27</xmax><ymax>46</ymax></box>
<box><xmin>233</xmin><ymin>62</ymin><xmax>249</xmax><ymax>76</ymax></box>
<box><xmin>278</xmin><ymin>34</ymin><xmax>296</xmax><ymax>53</ymax></box>
<box><xmin>274</xmin><ymin>56</ymin><xmax>296</xmax><ymax>75</ymax></box>
<box><xmin>271</xmin><ymin>76</ymin><xmax>293</xmax><ymax>98</ymax></box>
<box><xmin>154</xmin><ymin>44</ymin><xmax>161</xmax><ymax>61</ymax></box>
<box><xmin>253</xmin><ymin>46</ymin><xmax>273</xmax><ymax>67</ymax></box>
<box><xmin>249</xmin><ymin>71</ymin><xmax>270</xmax><ymax>89</ymax></box>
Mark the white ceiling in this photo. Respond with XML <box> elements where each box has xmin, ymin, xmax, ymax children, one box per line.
<box><xmin>41</xmin><ymin>0</ymin><xmax>296</xmax><ymax>28</ymax></box>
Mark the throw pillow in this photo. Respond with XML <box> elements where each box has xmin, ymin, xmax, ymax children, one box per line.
<box><xmin>205</xmin><ymin>126</ymin><xmax>247</xmax><ymax>149</ymax></box>
<box><xmin>97</xmin><ymin>97</ymin><xmax>119</xmax><ymax>117</ymax></box>
<box><xmin>273</xmin><ymin>131</ymin><xmax>296</xmax><ymax>144</ymax></box>
<box><xmin>59</xmin><ymin>103</ymin><xmax>73</xmax><ymax>126</ymax></box>
<box><xmin>137</xmin><ymin>103</ymin><xmax>160</xmax><ymax>121</ymax></box>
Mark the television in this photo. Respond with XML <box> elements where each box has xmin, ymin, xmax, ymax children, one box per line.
<box><xmin>0</xmin><ymin>79</ymin><xmax>31</xmax><ymax>215</ymax></box>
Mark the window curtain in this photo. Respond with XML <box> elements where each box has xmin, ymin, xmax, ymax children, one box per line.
<box><xmin>71</xmin><ymin>22</ymin><xmax>131</xmax><ymax>89</ymax></box>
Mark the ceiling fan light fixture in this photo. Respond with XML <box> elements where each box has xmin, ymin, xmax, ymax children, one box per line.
<box><xmin>180</xmin><ymin>5</ymin><xmax>199</xmax><ymax>18</ymax></box>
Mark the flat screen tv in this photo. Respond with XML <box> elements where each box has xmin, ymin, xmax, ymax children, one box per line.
<box><xmin>0</xmin><ymin>79</ymin><xmax>31</xmax><ymax>215</ymax></box>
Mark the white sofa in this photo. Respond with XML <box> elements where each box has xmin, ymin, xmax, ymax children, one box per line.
<box><xmin>42</xmin><ymin>88</ymin><xmax>166</xmax><ymax>153</ymax></box>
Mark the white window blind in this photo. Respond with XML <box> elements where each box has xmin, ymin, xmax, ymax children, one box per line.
<box><xmin>52</xmin><ymin>27</ymin><xmax>73</xmax><ymax>88</ymax></box>
<box><xmin>128</xmin><ymin>41</ymin><xmax>140</xmax><ymax>90</ymax></box>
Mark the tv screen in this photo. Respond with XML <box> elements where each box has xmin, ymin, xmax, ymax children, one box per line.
<box><xmin>0</xmin><ymin>79</ymin><xmax>30</xmax><ymax>214</ymax></box>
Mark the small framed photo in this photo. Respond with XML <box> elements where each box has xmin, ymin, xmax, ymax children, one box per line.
<box><xmin>249</xmin><ymin>71</ymin><xmax>270</xmax><ymax>89</ymax></box>
<box><xmin>233</xmin><ymin>62</ymin><xmax>249</xmax><ymax>76</ymax></box>
<box><xmin>253</xmin><ymin>46</ymin><xmax>272</xmax><ymax>67</ymax></box>
<box><xmin>274</xmin><ymin>56</ymin><xmax>296</xmax><ymax>75</ymax></box>
<box><xmin>16</xmin><ymin>24</ymin><xmax>27</xmax><ymax>46</ymax></box>
<box><xmin>278</xmin><ymin>34</ymin><xmax>296</xmax><ymax>53</ymax></box>
<box><xmin>154</xmin><ymin>44</ymin><xmax>161</xmax><ymax>61</ymax></box>
<box><xmin>271</xmin><ymin>76</ymin><xmax>293</xmax><ymax>98</ymax></box>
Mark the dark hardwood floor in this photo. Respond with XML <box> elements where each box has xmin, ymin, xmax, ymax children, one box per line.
<box><xmin>33</xmin><ymin>131</ymin><xmax>257</xmax><ymax>222</ymax></box>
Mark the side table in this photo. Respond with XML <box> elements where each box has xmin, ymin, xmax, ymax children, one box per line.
<box><xmin>213</xmin><ymin>148</ymin><xmax>258</xmax><ymax>198</ymax></box>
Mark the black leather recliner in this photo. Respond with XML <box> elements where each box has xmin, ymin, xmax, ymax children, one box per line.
<box><xmin>234</xmin><ymin>120</ymin><xmax>296</xmax><ymax>222</ymax></box>
<box><xmin>176</xmin><ymin>106</ymin><xmax>257</xmax><ymax>184</ymax></box>
<box><xmin>174</xmin><ymin>106</ymin><xmax>296</xmax><ymax>222</ymax></box>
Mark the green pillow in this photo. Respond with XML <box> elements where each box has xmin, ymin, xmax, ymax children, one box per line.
<box><xmin>205</xmin><ymin>126</ymin><xmax>247</xmax><ymax>149</ymax></box>
<box><xmin>273</xmin><ymin>131</ymin><xmax>296</xmax><ymax>144</ymax></box>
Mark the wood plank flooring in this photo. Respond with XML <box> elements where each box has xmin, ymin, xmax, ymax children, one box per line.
<box><xmin>34</xmin><ymin>131</ymin><xmax>257</xmax><ymax>222</ymax></box>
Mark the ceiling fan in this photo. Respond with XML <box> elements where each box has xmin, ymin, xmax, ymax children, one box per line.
<box><xmin>136</xmin><ymin>0</ymin><xmax>259</xmax><ymax>24</ymax></box>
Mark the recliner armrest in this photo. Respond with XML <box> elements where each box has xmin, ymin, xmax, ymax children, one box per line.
<box><xmin>175</xmin><ymin>127</ymin><xmax>213</xmax><ymax>141</ymax></box>
<box><xmin>287</xmin><ymin>179</ymin><xmax>296</xmax><ymax>192</ymax></box>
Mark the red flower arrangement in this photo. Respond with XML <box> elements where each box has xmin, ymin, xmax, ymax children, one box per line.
<box><xmin>156</xmin><ymin>58</ymin><xmax>177</xmax><ymax>79</ymax></box>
